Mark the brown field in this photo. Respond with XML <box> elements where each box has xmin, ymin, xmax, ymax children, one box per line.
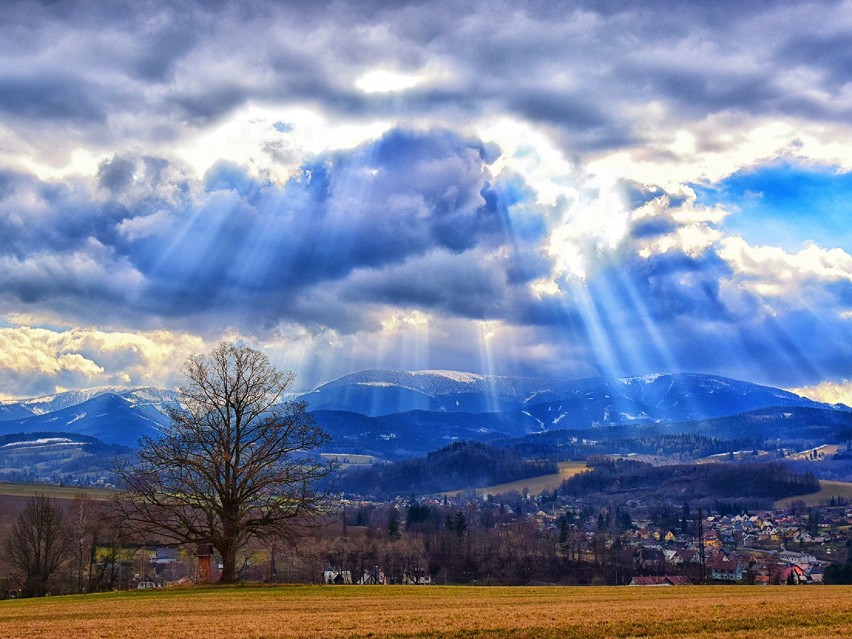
<box><xmin>1</xmin><ymin>584</ymin><xmax>851</xmax><ymax>638</ymax></box>
<box><xmin>0</xmin><ymin>482</ymin><xmax>112</xmax><ymax>501</ymax></box>
<box><xmin>775</xmin><ymin>479</ymin><xmax>852</xmax><ymax>508</ymax></box>
<box><xmin>443</xmin><ymin>461</ymin><xmax>588</xmax><ymax>497</ymax></box>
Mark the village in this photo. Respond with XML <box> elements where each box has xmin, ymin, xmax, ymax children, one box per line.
<box><xmin>112</xmin><ymin>492</ymin><xmax>851</xmax><ymax>591</ymax></box>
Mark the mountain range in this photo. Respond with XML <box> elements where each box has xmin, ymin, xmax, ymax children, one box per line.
<box><xmin>0</xmin><ymin>387</ymin><xmax>177</xmax><ymax>448</ymax></box>
<box><xmin>0</xmin><ymin>371</ymin><xmax>849</xmax><ymax>464</ymax></box>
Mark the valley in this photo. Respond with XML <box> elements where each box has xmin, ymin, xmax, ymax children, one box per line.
<box><xmin>0</xmin><ymin>369</ymin><xmax>850</xmax><ymax>595</ymax></box>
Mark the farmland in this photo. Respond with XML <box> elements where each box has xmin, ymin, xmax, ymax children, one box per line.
<box><xmin>0</xmin><ymin>482</ymin><xmax>111</xmax><ymax>500</ymax></box>
<box><xmin>443</xmin><ymin>461</ymin><xmax>588</xmax><ymax>497</ymax></box>
<box><xmin>774</xmin><ymin>479</ymin><xmax>852</xmax><ymax>508</ymax></box>
<box><xmin>1</xmin><ymin>585</ymin><xmax>851</xmax><ymax>638</ymax></box>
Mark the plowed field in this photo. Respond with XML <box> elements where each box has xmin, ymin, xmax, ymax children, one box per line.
<box><xmin>2</xmin><ymin>584</ymin><xmax>851</xmax><ymax>638</ymax></box>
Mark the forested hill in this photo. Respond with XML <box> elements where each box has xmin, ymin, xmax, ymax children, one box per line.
<box><xmin>559</xmin><ymin>458</ymin><xmax>820</xmax><ymax>507</ymax></box>
<box><xmin>338</xmin><ymin>441</ymin><xmax>558</xmax><ymax>498</ymax></box>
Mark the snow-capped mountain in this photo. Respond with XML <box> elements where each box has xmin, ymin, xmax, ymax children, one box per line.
<box><xmin>0</xmin><ymin>370</ymin><xmax>846</xmax><ymax>458</ymax></box>
<box><xmin>0</xmin><ymin>388</ymin><xmax>177</xmax><ymax>447</ymax></box>
<box><xmin>0</xmin><ymin>386</ymin><xmax>177</xmax><ymax>419</ymax></box>
<box><xmin>299</xmin><ymin>369</ymin><xmax>589</xmax><ymax>415</ymax></box>
<box><xmin>299</xmin><ymin>369</ymin><xmax>833</xmax><ymax>421</ymax></box>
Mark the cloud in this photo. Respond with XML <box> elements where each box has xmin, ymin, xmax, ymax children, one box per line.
<box><xmin>0</xmin><ymin>325</ymin><xmax>206</xmax><ymax>398</ymax></box>
<box><xmin>1</xmin><ymin>122</ymin><xmax>850</xmax><ymax>392</ymax></box>
<box><xmin>791</xmin><ymin>379</ymin><xmax>852</xmax><ymax>407</ymax></box>
<box><xmin>0</xmin><ymin>129</ymin><xmax>508</xmax><ymax>329</ymax></box>
<box><xmin>0</xmin><ymin>2</ymin><xmax>851</xmax><ymax>394</ymax></box>
<box><xmin>2</xmin><ymin>1</ymin><xmax>850</xmax><ymax>175</ymax></box>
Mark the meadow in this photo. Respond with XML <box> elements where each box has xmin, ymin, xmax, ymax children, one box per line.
<box><xmin>774</xmin><ymin>479</ymin><xmax>852</xmax><ymax>508</ymax></box>
<box><xmin>442</xmin><ymin>461</ymin><xmax>588</xmax><ymax>497</ymax></box>
<box><xmin>1</xmin><ymin>584</ymin><xmax>851</xmax><ymax>638</ymax></box>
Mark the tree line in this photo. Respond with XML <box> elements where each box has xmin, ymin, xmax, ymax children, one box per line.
<box><xmin>338</xmin><ymin>441</ymin><xmax>558</xmax><ymax>498</ymax></box>
<box><xmin>560</xmin><ymin>458</ymin><xmax>820</xmax><ymax>506</ymax></box>
<box><xmin>2</xmin><ymin>493</ymin><xmax>135</xmax><ymax>597</ymax></box>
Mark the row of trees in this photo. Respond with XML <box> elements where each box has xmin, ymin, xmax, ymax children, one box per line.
<box><xmin>302</xmin><ymin>500</ymin><xmax>654</xmax><ymax>586</ymax></box>
<box><xmin>3</xmin><ymin>494</ymin><xmax>133</xmax><ymax>597</ymax></box>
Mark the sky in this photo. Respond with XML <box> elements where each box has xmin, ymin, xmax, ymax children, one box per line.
<box><xmin>0</xmin><ymin>0</ymin><xmax>850</xmax><ymax>402</ymax></box>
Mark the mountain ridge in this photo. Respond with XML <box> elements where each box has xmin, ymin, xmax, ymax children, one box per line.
<box><xmin>302</xmin><ymin>369</ymin><xmax>840</xmax><ymax>418</ymax></box>
<box><xmin>0</xmin><ymin>371</ymin><xmax>847</xmax><ymax>457</ymax></box>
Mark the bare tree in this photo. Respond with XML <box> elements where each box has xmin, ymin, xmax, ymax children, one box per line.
<box><xmin>116</xmin><ymin>342</ymin><xmax>333</xmax><ymax>583</ymax></box>
<box><xmin>5</xmin><ymin>493</ymin><xmax>72</xmax><ymax>596</ymax></box>
<box><xmin>68</xmin><ymin>494</ymin><xmax>124</xmax><ymax>593</ymax></box>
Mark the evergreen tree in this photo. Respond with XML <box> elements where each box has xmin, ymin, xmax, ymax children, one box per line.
<box><xmin>388</xmin><ymin>510</ymin><xmax>400</xmax><ymax>540</ymax></box>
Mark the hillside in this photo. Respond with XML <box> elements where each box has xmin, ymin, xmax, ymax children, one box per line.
<box><xmin>0</xmin><ymin>371</ymin><xmax>848</xmax><ymax>483</ymax></box>
<box><xmin>0</xmin><ymin>393</ymin><xmax>169</xmax><ymax>447</ymax></box>
<box><xmin>0</xmin><ymin>432</ymin><xmax>133</xmax><ymax>484</ymax></box>
<box><xmin>560</xmin><ymin>458</ymin><xmax>821</xmax><ymax>507</ymax></box>
<box><xmin>0</xmin><ymin>387</ymin><xmax>176</xmax><ymax>419</ymax></box>
<box><xmin>338</xmin><ymin>441</ymin><xmax>558</xmax><ymax>498</ymax></box>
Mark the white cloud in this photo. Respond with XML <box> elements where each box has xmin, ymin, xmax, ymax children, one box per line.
<box><xmin>0</xmin><ymin>324</ymin><xmax>207</xmax><ymax>398</ymax></box>
<box><xmin>174</xmin><ymin>104</ymin><xmax>392</xmax><ymax>180</ymax></box>
<box><xmin>356</xmin><ymin>69</ymin><xmax>422</xmax><ymax>94</ymax></box>
<box><xmin>718</xmin><ymin>237</ymin><xmax>852</xmax><ymax>296</ymax></box>
<box><xmin>588</xmin><ymin>116</ymin><xmax>852</xmax><ymax>192</ymax></box>
<box><xmin>790</xmin><ymin>379</ymin><xmax>852</xmax><ymax>406</ymax></box>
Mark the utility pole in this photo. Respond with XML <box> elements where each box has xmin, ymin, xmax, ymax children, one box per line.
<box><xmin>269</xmin><ymin>544</ymin><xmax>277</xmax><ymax>583</ymax></box>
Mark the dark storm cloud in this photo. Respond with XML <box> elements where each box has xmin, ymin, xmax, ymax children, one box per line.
<box><xmin>5</xmin><ymin>1</ymin><xmax>850</xmax><ymax>156</ymax></box>
<box><xmin>340</xmin><ymin>250</ymin><xmax>508</xmax><ymax>320</ymax></box>
<box><xmin>0</xmin><ymin>73</ymin><xmax>108</xmax><ymax>122</ymax></box>
<box><xmin>1</xmin><ymin>1</ymin><xmax>850</xmax><ymax>390</ymax></box>
<box><xmin>97</xmin><ymin>156</ymin><xmax>136</xmax><ymax>192</ymax></box>
<box><xmin>0</xmin><ymin>129</ymin><xmax>513</xmax><ymax>329</ymax></box>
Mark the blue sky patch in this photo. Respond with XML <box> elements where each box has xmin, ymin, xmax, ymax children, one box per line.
<box><xmin>692</xmin><ymin>162</ymin><xmax>852</xmax><ymax>252</ymax></box>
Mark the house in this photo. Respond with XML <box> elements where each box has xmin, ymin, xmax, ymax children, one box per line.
<box><xmin>135</xmin><ymin>578</ymin><xmax>160</xmax><ymax>590</ymax></box>
<box><xmin>806</xmin><ymin>566</ymin><xmax>825</xmax><ymax>585</ymax></box>
<box><xmin>402</xmin><ymin>569</ymin><xmax>432</xmax><ymax>585</ymax></box>
<box><xmin>323</xmin><ymin>568</ymin><xmax>353</xmax><ymax>584</ymax></box>
<box><xmin>663</xmin><ymin>549</ymin><xmax>682</xmax><ymax>566</ymax></box>
<box><xmin>773</xmin><ymin>565</ymin><xmax>804</xmax><ymax>585</ymax></box>
<box><xmin>637</xmin><ymin>547</ymin><xmax>665</xmax><ymax>570</ymax></box>
<box><xmin>629</xmin><ymin>576</ymin><xmax>692</xmax><ymax>586</ymax></box>
<box><xmin>709</xmin><ymin>561</ymin><xmax>743</xmax><ymax>582</ymax></box>
<box><xmin>358</xmin><ymin>568</ymin><xmax>386</xmax><ymax>585</ymax></box>
<box><xmin>677</xmin><ymin>549</ymin><xmax>702</xmax><ymax>565</ymax></box>
<box><xmin>778</xmin><ymin>550</ymin><xmax>817</xmax><ymax>565</ymax></box>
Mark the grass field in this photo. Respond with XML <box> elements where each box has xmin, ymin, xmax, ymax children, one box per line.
<box><xmin>784</xmin><ymin>445</ymin><xmax>843</xmax><ymax>461</ymax></box>
<box><xmin>1</xmin><ymin>584</ymin><xmax>851</xmax><ymax>638</ymax></box>
<box><xmin>0</xmin><ymin>482</ymin><xmax>112</xmax><ymax>500</ymax></box>
<box><xmin>775</xmin><ymin>480</ymin><xmax>852</xmax><ymax>508</ymax></box>
<box><xmin>443</xmin><ymin>461</ymin><xmax>588</xmax><ymax>497</ymax></box>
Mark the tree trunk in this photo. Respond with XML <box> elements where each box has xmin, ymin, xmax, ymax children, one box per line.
<box><xmin>219</xmin><ymin>543</ymin><xmax>238</xmax><ymax>583</ymax></box>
